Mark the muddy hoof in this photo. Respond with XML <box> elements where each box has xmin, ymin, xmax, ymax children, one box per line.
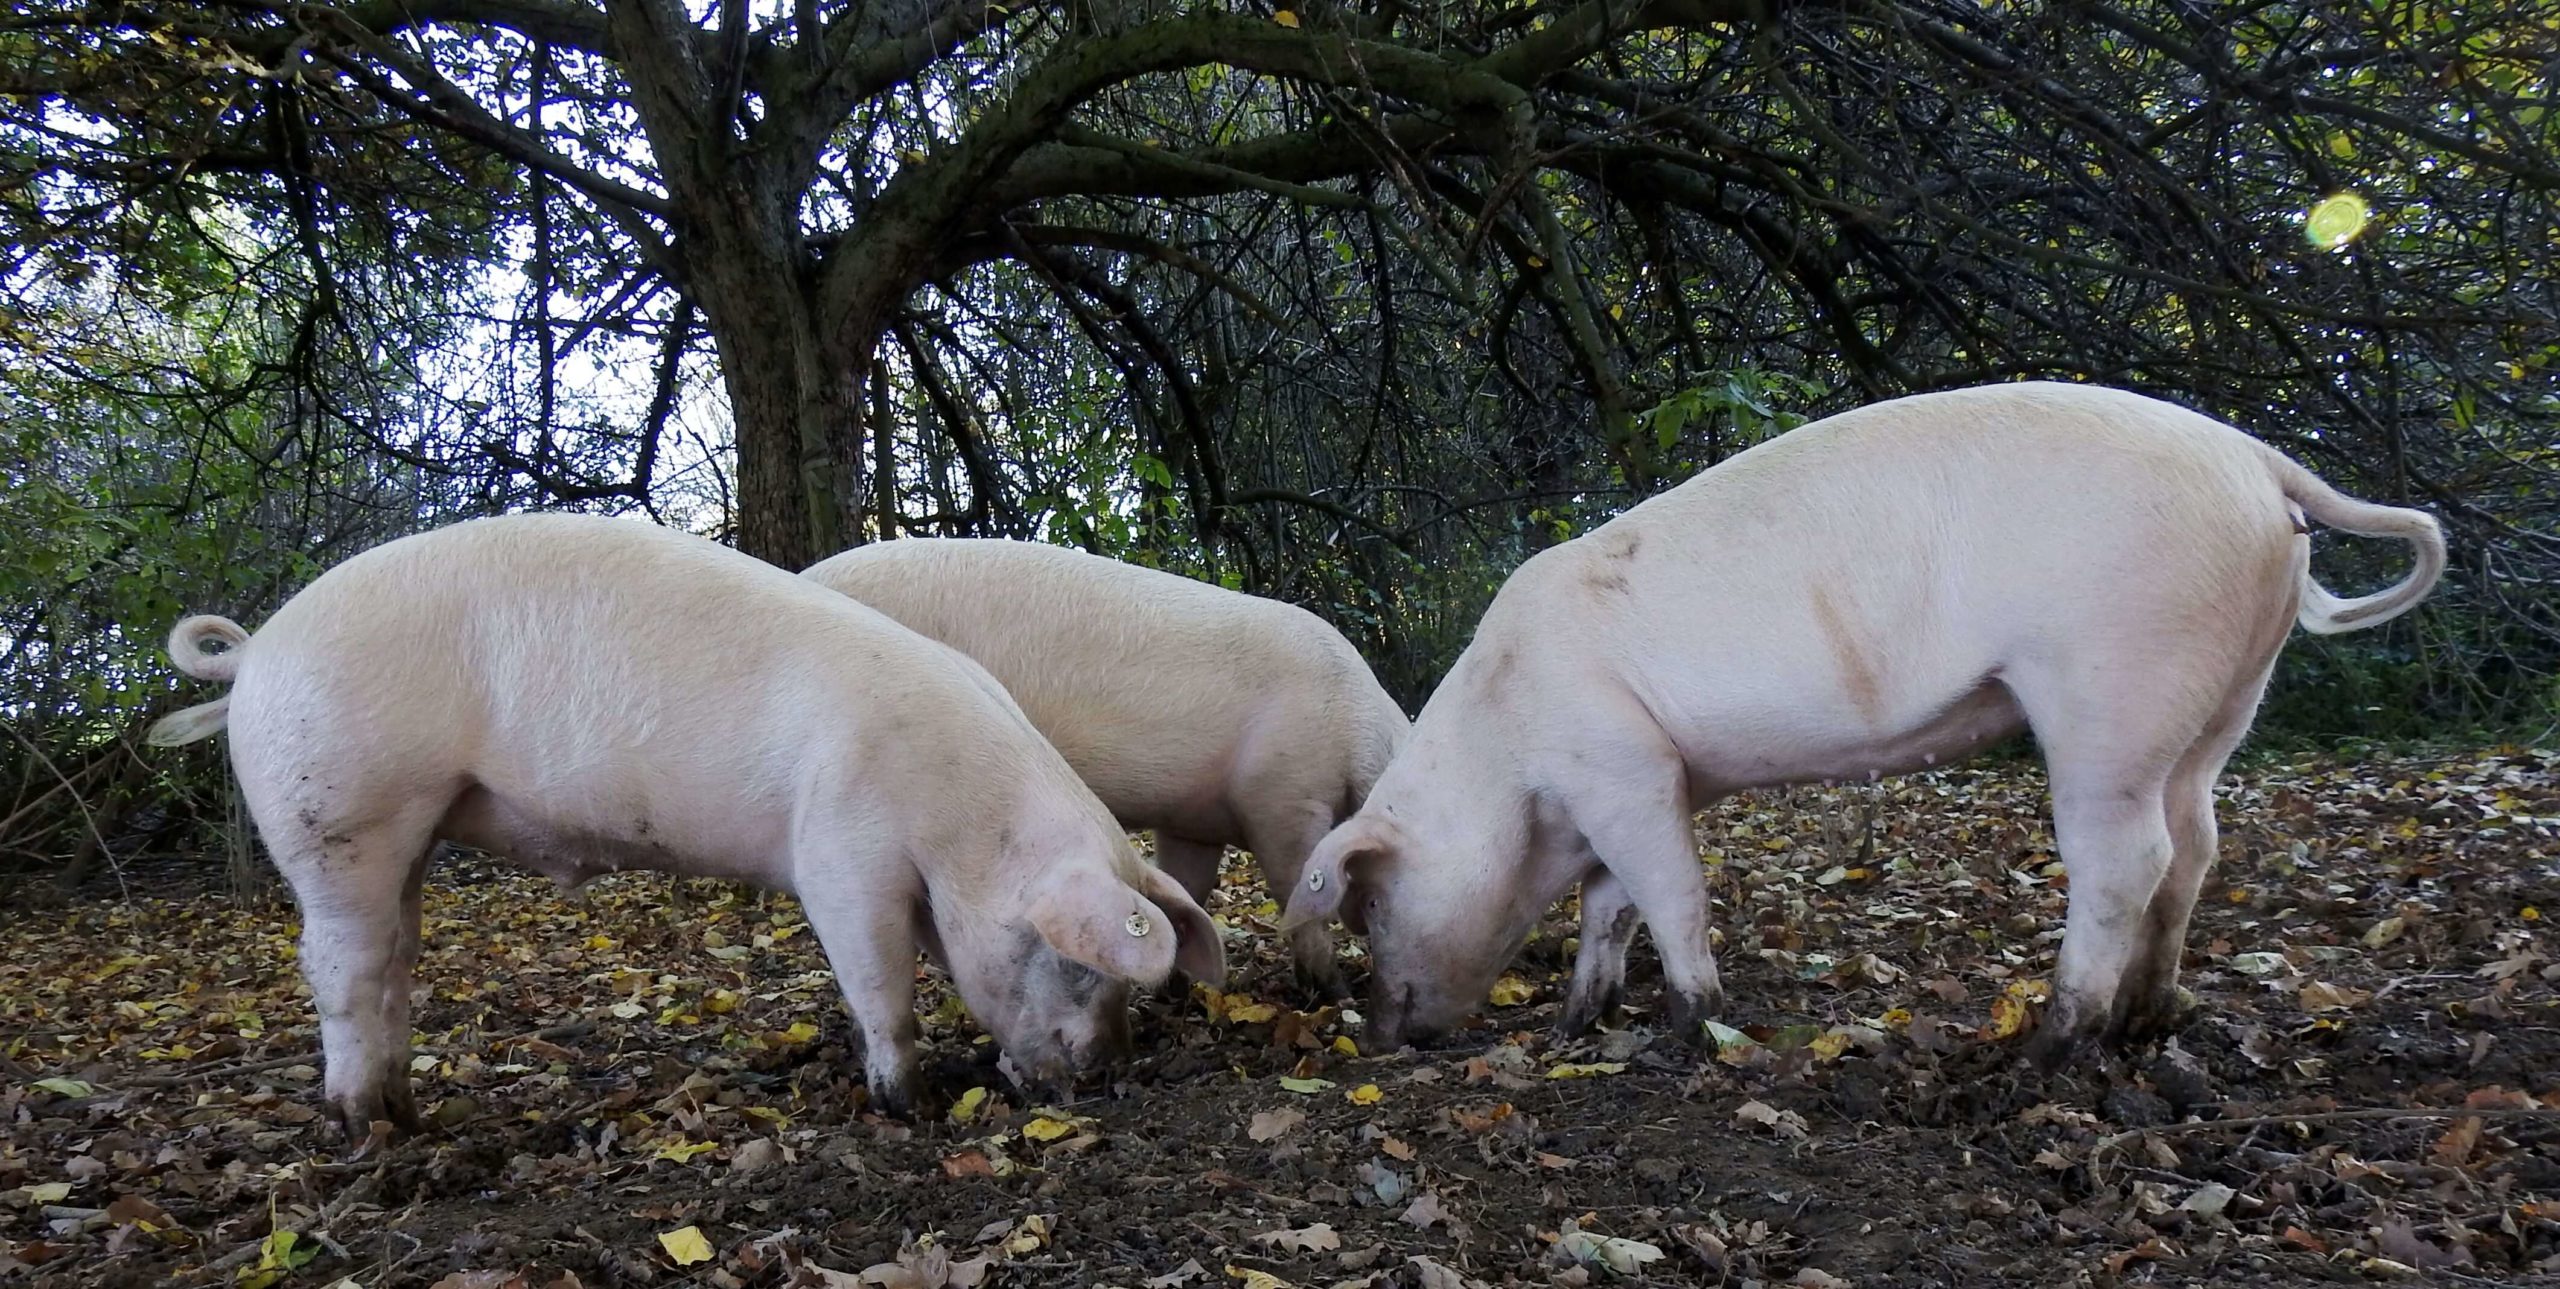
<box><xmin>1554</xmin><ymin>982</ymin><xmax>1624</xmax><ymax>1039</ymax></box>
<box><xmin>1660</xmin><ymin>984</ymin><xmax>1726</xmax><ymax>1046</ymax></box>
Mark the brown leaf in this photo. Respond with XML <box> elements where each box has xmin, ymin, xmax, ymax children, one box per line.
<box><xmin>1379</xmin><ymin>1136</ymin><xmax>1416</xmax><ymax>1161</ymax></box>
<box><xmin>938</xmin><ymin>1151</ymin><xmax>995</xmax><ymax>1179</ymax></box>
<box><xmin>1251</xmin><ymin>1223</ymin><xmax>1342</xmax><ymax>1253</ymax></box>
<box><xmin>1247</xmin><ymin>1108</ymin><xmax>1305</xmax><ymax>1143</ymax></box>
<box><xmin>2430</xmin><ymin>1115</ymin><xmax>2483</xmax><ymax>1169</ymax></box>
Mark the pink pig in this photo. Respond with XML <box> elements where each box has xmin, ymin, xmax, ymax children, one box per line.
<box><xmin>803</xmin><ymin>538</ymin><xmax>1410</xmax><ymax>995</ymax></box>
<box><xmin>1284</xmin><ymin>383</ymin><xmax>2444</xmax><ymax>1060</ymax></box>
<box><xmin>150</xmin><ymin>514</ymin><xmax>1220</xmax><ymax>1134</ymax></box>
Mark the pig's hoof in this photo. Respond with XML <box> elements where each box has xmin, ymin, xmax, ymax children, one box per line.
<box><xmin>2115</xmin><ymin>985</ymin><xmax>2196</xmax><ymax>1042</ymax></box>
<box><xmin>866</xmin><ymin>1079</ymin><xmax>916</xmax><ymax>1120</ymax></box>
<box><xmin>382</xmin><ymin>1077</ymin><xmax>426</xmax><ymax>1136</ymax></box>
<box><xmin>1554</xmin><ymin>983</ymin><xmax>1623</xmax><ymax>1038</ymax></box>
<box><xmin>1661</xmin><ymin>984</ymin><xmax>1726</xmax><ymax>1046</ymax></box>
<box><xmin>1290</xmin><ymin>964</ymin><xmax>1351</xmax><ymax>1004</ymax></box>
<box><xmin>2022</xmin><ymin>1002</ymin><xmax>2103</xmax><ymax>1070</ymax></box>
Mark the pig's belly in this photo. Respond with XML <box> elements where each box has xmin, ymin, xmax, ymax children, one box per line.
<box><xmin>435</xmin><ymin>782</ymin><xmax>787</xmax><ymax>890</ymax></box>
<box><xmin>1680</xmin><ymin>678</ymin><xmax>2029</xmax><ymax>797</ymax></box>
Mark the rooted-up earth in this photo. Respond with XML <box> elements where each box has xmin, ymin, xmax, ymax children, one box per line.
<box><xmin>3</xmin><ymin>749</ymin><xmax>2556</xmax><ymax>1288</ymax></box>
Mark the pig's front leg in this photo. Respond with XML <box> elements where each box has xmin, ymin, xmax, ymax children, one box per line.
<box><xmin>1244</xmin><ymin>804</ymin><xmax>1348</xmax><ymax>1000</ymax></box>
<box><xmin>1556</xmin><ymin>869</ymin><xmax>1638</xmax><ymax>1037</ymax></box>
<box><xmin>1153</xmin><ymin>833</ymin><xmax>1225</xmax><ymax>908</ymax></box>
<box><xmin>796</xmin><ymin>882</ymin><xmax>923</xmax><ymax>1116</ymax></box>
<box><xmin>1562</xmin><ymin>755</ymin><xmax>1724</xmax><ymax>1044</ymax></box>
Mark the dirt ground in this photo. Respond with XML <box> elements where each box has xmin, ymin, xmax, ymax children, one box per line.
<box><xmin>3</xmin><ymin>748</ymin><xmax>2556</xmax><ymax>1288</ymax></box>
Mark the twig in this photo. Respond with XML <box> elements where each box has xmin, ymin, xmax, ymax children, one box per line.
<box><xmin>2100</xmin><ymin>1105</ymin><xmax>2560</xmax><ymax>1150</ymax></box>
<box><xmin>0</xmin><ymin>720</ymin><xmax>125</xmax><ymax>901</ymax></box>
<box><xmin>119</xmin><ymin>1020</ymin><xmax>597</xmax><ymax>1089</ymax></box>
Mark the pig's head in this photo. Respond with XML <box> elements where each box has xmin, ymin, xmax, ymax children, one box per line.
<box><xmin>1282</xmin><ymin>773</ymin><xmax>1546</xmax><ymax>1050</ymax></box>
<box><xmin>940</xmin><ymin>856</ymin><xmax>1223</xmax><ymax>1095</ymax></box>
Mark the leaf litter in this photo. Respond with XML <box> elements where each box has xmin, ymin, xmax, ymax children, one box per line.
<box><xmin>0</xmin><ymin>750</ymin><xmax>2555</xmax><ymax>1284</ymax></box>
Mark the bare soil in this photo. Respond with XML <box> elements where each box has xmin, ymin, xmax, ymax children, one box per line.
<box><xmin>3</xmin><ymin>749</ymin><xmax>2556</xmax><ymax>1288</ymax></box>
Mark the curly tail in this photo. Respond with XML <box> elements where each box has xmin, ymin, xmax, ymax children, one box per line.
<box><xmin>2270</xmin><ymin>457</ymin><xmax>2448</xmax><ymax>636</ymax></box>
<box><xmin>147</xmin><ymin>615</ymin><xmax>253</xmax><ymax>746</ymax></box>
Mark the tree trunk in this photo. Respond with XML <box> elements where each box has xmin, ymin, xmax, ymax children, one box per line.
<box><xmin>692</xmin><ymin>254</ymin><xmax>867</xmax><ymax>569</ymax></box>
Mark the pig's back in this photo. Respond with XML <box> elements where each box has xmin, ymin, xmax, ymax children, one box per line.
<box><xmin>227</xmin><ymin>515</ymin><xmax>1056</xmax><ymax>860</ymax></box>
<box><xmin>1487</xmin><ymin>384</ymin><xmax>2297</xmax><ymax>767</ymax></box>
<box><xmin>804</xmin><ymin>539</ymin><xmax>1392</xmax><ymax>821</ymax></box>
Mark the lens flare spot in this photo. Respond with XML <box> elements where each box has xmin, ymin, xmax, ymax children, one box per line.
<box><xmin>2305</xmin><ymin>193</ymin><xmax>2371</xmax><ymax>250</ymax></box>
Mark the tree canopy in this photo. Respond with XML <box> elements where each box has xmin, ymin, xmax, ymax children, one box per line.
<box><xmin>3</xmin><ymin>0</ymin><xmax>2555</xmax><ymax>877</ymax></box>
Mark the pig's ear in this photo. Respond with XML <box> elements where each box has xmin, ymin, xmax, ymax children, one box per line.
<box><xmin>1131</xmin><ymin>863</ymin><xmax>1226</xmax><ymax>987</ymax></box>
<box><xmin>1029</xmin><ymin>870</ymin><xmax>1182</xmax><ymax>987</ymax></box>
<box><xmin>1279</xmin><ymin>817</ymin><xmax>1395</xmax><ymax>933</ymax></box>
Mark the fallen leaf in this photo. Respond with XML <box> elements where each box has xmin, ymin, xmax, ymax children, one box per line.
<box><xmin>1346</xmin><ymin>1083</ymin><xmax>1384</xmax><ymax>1105</ymax></box>
<box><xmin>1380</xmin><ymin>1136</ymin><xmax>1416</xmax><ymax>1160</ymax></box>
<box><xmin>1487</xmin><ymin>976</ymin><xmax>1535</xmax><ymax>1006</ymax></box>
<box><xmin>2431</xmin><ymin>1115</ymin><xmax>2483</xmax><ymax>1168</ymax></box>
<box><xmin>1225</xmin><ymin>1267</ymin><xmax>1294</xmax><ymax>1289</ymax></box>
<box><xmin>1145</xmin><ymin>1259</ymin><xmax>1207</xmax><ymax>1288</ymax></box>
<box><xmin>2298</xmin><ymin>980</ymin><xmax>2372</xmax><ymax>1012</ymax></box>
<box><xmin>1545</xmin><ymin>1062</ymin><xmax>1627</xmax><ymax>1080</ymax></box>
<box><xmin>949</xmin><ymin>1086</ymin><xmax>989</xmax><ymax>1124</ymax></box>
<box><xmin>2363</xmin><ymin>916</ymin><xmax>2407</xmax><ymax>948</ymax></box>
<box><xmin>658</xmin><ymin>1225</ymin><xmax>714</xmax><ymax>1266</ymax></box>
<box><xmin>1733</xmin><ymin>1099</ymin><xmax>1810</xmax><ymax>1140</ymax></box>
<box><xmin>1401</xmin><ymin>1192</ymin><xmax>1451</xmax><ymax>1230</ymax></box>
<box><xmin>2179</xmin><ymin>1182</ymin><xmax>2236</xmax><ymax>1218</ymax></box>
<box><xmin>1248</xmin><ymin>1107</ymin><xmax>1305</xmax><ymax>1142</ymax></box>
<box><xmin>1278</xmin><ymin>1076</ymin><xmax>1335</xmax><ymax>1095</ymax></box>
<box><xmin>1554</xmin><ymin>1230</ymin><xmax>1665</xmax><ymax>1275</ymax></box>
<box><xmin>651</xmin><ymin>1139</ymin><xmax>718</xmax><ymax>1163</ymax></box>
<box><xmin>1252</xmin><ymin>1223</ymin><xmax>1342</xmax><ymax>1253</ymax></box>
<box><xmin>1022</xmin><ymin>1114</ymin><xmax>1076</xmax><ymax>1143</ymax></box>
<box><xmin>30</xmin><ymin>1078</ymin><xmax>92</xmax><ymax>1098</ymax></box>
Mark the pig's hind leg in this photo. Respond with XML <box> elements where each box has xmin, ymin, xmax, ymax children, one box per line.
<box><xmin>269</xmin><ymin>802</ymin><xmax>443</xmax><ymax>1140</ymax></box>
<box><xmin>2118</xmin><ymin>654</ymin><xmax>2278</xmax><ymax>1038</ymax></box>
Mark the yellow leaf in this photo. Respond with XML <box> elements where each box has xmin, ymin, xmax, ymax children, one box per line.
<box><xmin>1546</xmin><ymin>1062</ymin><xmax>1628</xmax><ymax>1079</ymax></box>
<box><xmin>1225</xmin><ymin>1000</ymin><xmax>1281</xmax><ymax>1024</ymax></box>
<box><xmin>27</xmin><ymin>1181</ymin><xmax>71</xmax><ymax>1203</ymax></box>
<box><xmin>1278</xmin><ymin>1076</ymin><xmax>1334</xmax><ymax>1094</ymax></box>
<box><xmin>2523</xmin><ymin>906</ymin><xmax>2541</xmax><ymax>922</ymax></box>
<box><xmin>950</xmin><ymin>1086</ymin><xmax>990</xmax><ymax>1124</ymax></box>
<box><xmin>1271</xmin><ymin>8</ymin><xmax>1300</xmax><ymax>26</ymax></box>
<box><xmin>1004</xmin><ymin>1214</ymin><xmax>1051</xmax><ymax>1254</ymax></box>
<box><xmin>1487</xmin><ymin>975</ymin><xmax>1535</xmax><ymax>1006</ymax></box>
<box><xmin>1227</xmin><ymin>1267</ymin><xmax>1295</xmax><ymax>1289</ymax></box>
<box><xmin>1331</xmin><ymin>1036</ymin><xmax>1359</xmax><ymax>1057</ymax></box>
<box><xmin>658</xmin><ymin>1225</ymin><xmax>715</xmax><ymax>1266</ymax></box>
<box><xmin>1985</xmin><ymin>995</ymin><xmax>2031</xmax><ymax>1041</ymax></box>
<box><xmin>1022</xmin><ymin>1114</ymin><xmax>1076</xmax><ymax>1142</ymax></box>
<box><xmin>1346</xmin><ymin>1083</ymin><xmax>1384</xmax><ymax>1105</ymax></box>
<box><xmin>587</xmin><ymin>934</ymin><xmax>616</xmax><ymax>951</ymax></box>
<box><xmin>704</xmin><ymin>989</ymin><xmax>739</xmax><ymax>1014</ymax></box>
<box><xmin>1879</xmin><ymin>1007</ymin><xmax>1912</xmax><ymax>1030</ymax></box>
<box><xmin>1808</xmin><ymin>1030</ymin><xmax>1851</xmax><ymax>1062</ymax></box>
<box><xmin>779</xmin><ymin>1021</ymin><xmax>821</xmax><ymax>1044</ymax></box>
<box><xmin>652</xmin><ymin>1139</ymin><xmax>720</xmax><ymax>1162</ymax></box>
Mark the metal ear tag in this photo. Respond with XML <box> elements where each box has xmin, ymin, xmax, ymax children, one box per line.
<box><xmin>1307</xmin><ymin>871</ymin><xmax>1326</xmax><ymax>891</ymax></box>
<box><xmin>1124</xmin><ymin>912</ymin><xmax>1151</xmax><ymax>938</ymax></box>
